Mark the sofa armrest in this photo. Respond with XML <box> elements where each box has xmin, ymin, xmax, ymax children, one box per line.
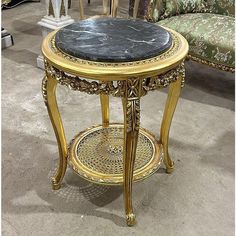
<box><xmin>145</xmin><ymin>0</ymin><xmax>207</xmax><ymax>22</ymax></box>
<box><xmin>144</xmin><ymin>0</ymin><xmax>235</xmax><ymax>22</ymax></box>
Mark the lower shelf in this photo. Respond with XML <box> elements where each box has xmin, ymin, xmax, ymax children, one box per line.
<box><xmin>68</xmin><ymin>124</ymin><xmax>163</xmax><ymax>185</ymax></box>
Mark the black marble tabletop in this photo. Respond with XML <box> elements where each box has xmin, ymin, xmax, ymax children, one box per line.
<box><xmin>55</xmin><ymin>18</ymin><xmax>172</xmax><ymax>63</ymax></box>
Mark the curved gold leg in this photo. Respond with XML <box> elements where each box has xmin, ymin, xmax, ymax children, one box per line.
<box><xmin>42</xmin><ymin>76</ymin><xmax>67</xmax><ymax>190</ymax></box>
<box><xmin>78</xmin><ymin>0</ymin><xmax>84</xmax><ymax>20</ymax></box>
<box><xmin>111</xmin><ymin>0</ymin><xmax>119</xmax><ymax>17</ymax></box>
<box><xmin>100</xmin><ymin>94</ymin><xmax>109</xmax><ymax>127</ymax></box>
<box><xmin>133</xmin><ymin>0</ymin><xmax>140</xmax><ymax>18</ymax></box>
<box><xmin>122</xmin><ymin>78</ymin><xmax>141</xmax><ymax>226</ymax></box>
<box><xmin>160</xmin><ymin>77</ymin><xmax>182</xmax><ymax>174</ymax></box>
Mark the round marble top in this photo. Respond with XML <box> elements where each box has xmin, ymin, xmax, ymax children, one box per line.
<box><xmin>55</xmin><ymin>18</ymin><xmax>172</xmax><ymax>63</ymax></box>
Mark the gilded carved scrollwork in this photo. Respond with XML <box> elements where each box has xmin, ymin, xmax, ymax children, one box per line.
<box><xmin>125</xmin><ymin>78</ymin><xmax>141</xmax><ymax>132</ymax></box>
<box><xmin>44</xmin><ymin>59</ymin><xmax>185</xmax><ymax>99</ymax></box>
<box><xmin>44</xmin><ymin>60</ymin><xmax>125</xmax><ymax>97</ymax></box>
<box><xmin>142</xmin><ymin>62</ymin><xmax>185</xmax><ymax>93</ymax></box>
<box><xmin>126</xmin><ymin>99</ymin><xmax>140</xmax><ymax>132</ymax></box>
<box><xmin>42</xmin><ymin>76</ymin><xmax>48</xmax><ymax>104</ymax></box>
<box><xmin>127</xmin><ymin>78</ymin><xmax>140</xmax><ymax>98</ymax></box>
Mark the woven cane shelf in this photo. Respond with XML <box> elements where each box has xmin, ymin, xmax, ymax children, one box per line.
<box><xmin>68</xmin><ymin>124</ymin><xmax>163</xmax><ymax>185</ymax></box>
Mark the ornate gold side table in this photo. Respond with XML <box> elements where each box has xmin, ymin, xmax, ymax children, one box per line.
<box><xmin>42</xmin><ymin>18</ymin><xmax>188</xmax><ymax>226</ymax></box>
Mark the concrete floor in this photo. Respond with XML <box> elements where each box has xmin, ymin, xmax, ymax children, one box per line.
<box><xmin>2</xmin><ymin>1</ymin><xmax>235</xmax><ymax>235</ymax></box>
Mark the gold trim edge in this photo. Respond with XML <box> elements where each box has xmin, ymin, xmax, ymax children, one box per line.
<box><xmin>50</xmin><ymin>32</ymin><xmax>178</xmax><ymax>67</ymax></box>
<box><xmin>42</xmin><ymin>28</ymin><xmax>189</xmax><ymax>80</ymax></box>
<box><xmin>43</xmin><ymin>60</ymin><xmax>185</xmax><ymax>98</ymax></box>
<box><xmin>67</xmin><ymin>123</ymin><xmax>163</xmax><ymax>185</ymax></box>
<box><xmin>187</xmin><ymin>54</ymin><xmax>235</xmax><ymax>73</ymax></box>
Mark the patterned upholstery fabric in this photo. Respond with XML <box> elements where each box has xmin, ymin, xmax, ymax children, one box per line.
<box><xmin>162</xmin><ymin>0</ymin><xmax>207</xmax><ymax>18</ymax></box>
<box><xmin>205</xmin><ymin>0</ymin><xmax>235</xmax><ymax>16</ymax></box>
<box><xmin>129</xmin><ymin>0</ymin><xmax>235</xmax><ymax>70</ymax></box>
<box><xmin>157</xmin><ymin>13</ymin><xmax>235</xmax><ymax>68</ymax></box>
<box><xmin>149</xmin><ymin>0</ymin><xmax>235</xmax><ymax>20</ymax></box>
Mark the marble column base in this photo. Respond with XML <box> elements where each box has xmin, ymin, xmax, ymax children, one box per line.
<box><xmin>37</xmin><ymin>15</ymin><xmax>74</xmax><ymax>69</ymax></box>
<box><xmin>38</xmin><ymin>15</ymin><xmax>74</xmax><ymax>34</ymax></box>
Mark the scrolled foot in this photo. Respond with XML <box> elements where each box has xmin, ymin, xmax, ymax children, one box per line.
<box><xmin>126</xmin><ymin>213</ymin><xmax>136</xmax><ymax>226</ymax></box>
<box><xmin>166</xmin><ymin>161</ymin><xmax>174</xmax><ymax>174</ymax></box>
<box><xmin>51</xmin><ymin>177</ymin><xmax>61</xmax><ymax>190</ymax></box>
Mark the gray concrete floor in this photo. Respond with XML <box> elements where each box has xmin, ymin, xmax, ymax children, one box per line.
<box><xmin>2</xmin><ymin>1</ymin><xmax>235</xmax><ymax>235</ymax></box>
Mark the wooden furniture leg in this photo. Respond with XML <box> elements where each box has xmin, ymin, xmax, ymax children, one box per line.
<box><xmin>42</xmin><ymin>75</ymin><xmax>67</xmax><ymax>190</ymax></box>
<box><xmin>160</xmin><ymin>77</ymin><xmax>182</xmax><ymax>173</ymax></box>
<box><xmin>122</xmin><ymin>78</ymin><xmax>141</xmax><ymax>226</ymax></box>
<box><xmin>100</xmin><ymin>94</ymin><xmax>109</xmax><ymax>127</ymax></box>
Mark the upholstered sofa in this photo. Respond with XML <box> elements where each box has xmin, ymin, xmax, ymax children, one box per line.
<box><xmin>129</xmin><ymin>0</ymin><xmax>235</xmax><ymax>72</ymax></box>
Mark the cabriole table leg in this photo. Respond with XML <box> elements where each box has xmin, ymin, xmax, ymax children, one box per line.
<box><xmin>100</xmin><ymin>94</ymin><xmax>109</xmax><ymax>127</ymax></box>
<box><xmin>122</xmin><ymin>78</ymin><xmax>142</xmax><ymax>226</ymax></box>
<box><xmin>42</xmin><ymin>75</ymin><xmax>68</xmax><ymax>190</ymax></box>
<box><xmin>160</xmin><ymin>76</ymin><xmax>182</xmax><ymax>174</ymax></box>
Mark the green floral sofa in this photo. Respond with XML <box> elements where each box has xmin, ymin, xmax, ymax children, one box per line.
<box><xmin>129</xmin><ymin>0</ymin><xmax>235</xmax><ymax>72</ymax></box>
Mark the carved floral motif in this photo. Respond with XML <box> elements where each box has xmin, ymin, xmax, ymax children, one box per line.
<box><xmin>44</xmin><ymin>59</ymin><xmax>185</xmax><ymax>98</ymax></box>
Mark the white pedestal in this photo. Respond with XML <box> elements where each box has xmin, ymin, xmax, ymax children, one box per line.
<box><xmin>37</xmin><ymin>0</ymin><xmax>74</xmax><ymax>69</ymax></box>
<box><xmin>2</xmin><ymin>28</ymin><xmax>14</xmax><ymax>49</ymax></box>
<box><xmin>37</xmin><ymin>55</ymin><xmax>45</xmax><ymax>69</ymax></box>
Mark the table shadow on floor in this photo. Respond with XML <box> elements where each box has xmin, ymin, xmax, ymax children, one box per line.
<box><xmin>2</xmin><ymin>129</ymin><xmax>128</xmax><ymax>227</ymax></box>
<box><xmin>2</xmin><ymin>128</ymin><xmax>234</xmax><ymax>227</ymax></box>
